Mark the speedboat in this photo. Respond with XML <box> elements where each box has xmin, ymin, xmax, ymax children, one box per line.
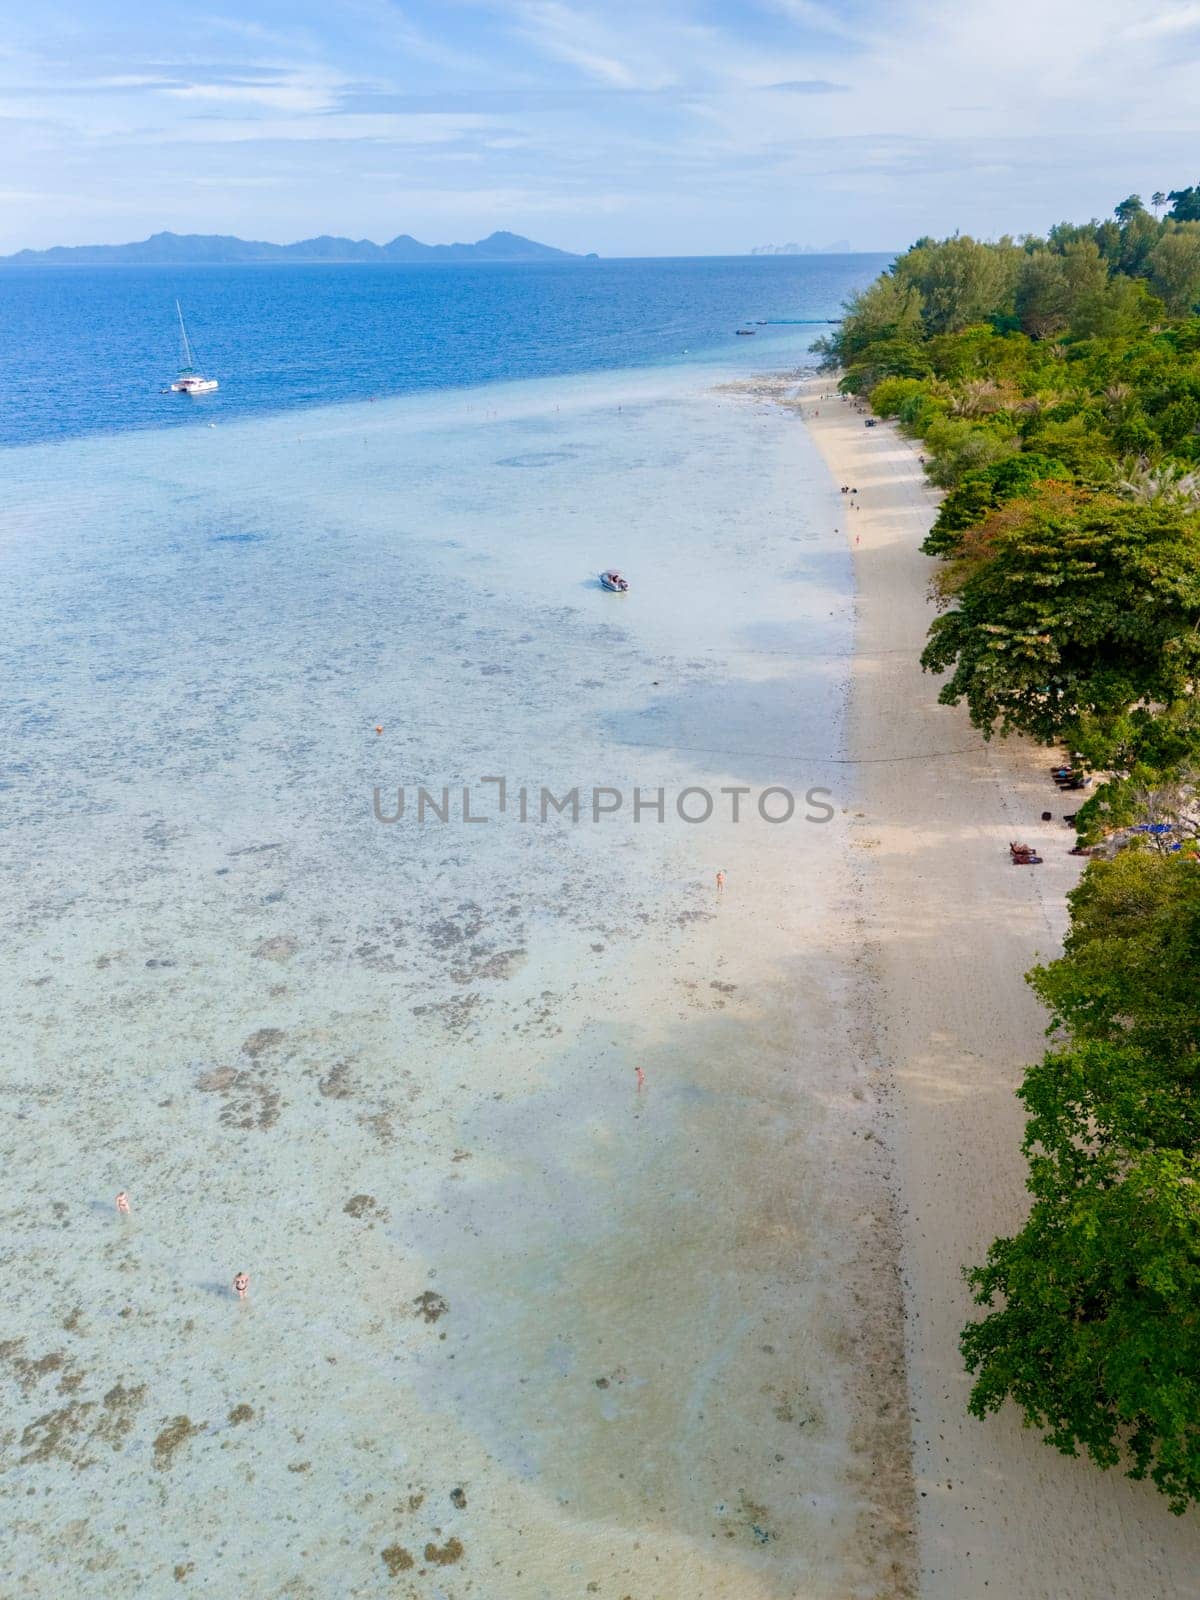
<box><xmin>735</xmin><ymin>327</ymin><xmax>756</xmax><ymax>335</ymax></box>
<box><xmin>170</xmin><ymin>300</ymin><xmax>219</xmax><ymax>393</ymax></box>
<box><xmin>600</xmin><ymin>570</ymin><xmax>629</xmax><ymax>593</ymax></box>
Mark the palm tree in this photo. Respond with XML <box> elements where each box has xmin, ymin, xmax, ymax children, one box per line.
<box><xmin>1016</xmin><ymin>391</ymin><xmax>1067</xmax><ymax>416</ymax></box>
<box><xmin>950</xmin><ymin>378</ymin><xmax>1012</xmax><ymax>418</ymax></box>
<box><xmin>1115</xmin><ymin>458</ymin><xmax>1200</xmax><ymax>506</ymax></box>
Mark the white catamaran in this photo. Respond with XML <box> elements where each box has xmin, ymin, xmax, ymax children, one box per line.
<box><xmin>170</xmin><ymin>300</ymin><xmax>219</xmax><ymax>394</ymax></box>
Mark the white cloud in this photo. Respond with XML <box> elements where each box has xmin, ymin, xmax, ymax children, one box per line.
<box><xmin>504</xmin><ymin>2</ymin><xmax>657</xmax><ymax>88</ymax></box>
<box><xmin>186</xmin><ymin>174</ymin><xmax>282</xmax><ymax>186</ymax></box>
<box><xmin>364</xmin><ymin>182</ymin><xmax>636</xmax><ymax>215</ymax></box>
<box><xmin>5</xmin><ymin>0</ymin><xmax>1200</xmax><ymax>254</ymax></box>
<box><xmin>163</xmin><ymin>80</ymin><xmax>339</xmax><ymax>113</ymax></box>
<box><xmin>161</xmin><ymin>112</ymin><xmax>496</xmax><ymax>144</ymax></box>
<box><xmin>764</xmin><ymin>1</ymin><xmax>869</xmax><ymax>42</ymax></box>
<box><xmin>1122</xmin><ymin>3</ymin><xmax>1200</xmax><ymax>39</ymax></box>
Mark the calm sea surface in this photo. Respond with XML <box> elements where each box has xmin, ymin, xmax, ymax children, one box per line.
<box><xmin>1</xmin><ymin>253</ymin><xmax>897</xmax><ymax>1596</ymax></box>
<box><xmin>0</xmin><ymin>254</ymin><xmax>888</xmax><ymax>447</ymax></box>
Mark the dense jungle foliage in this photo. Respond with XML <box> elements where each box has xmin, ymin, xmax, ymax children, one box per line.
<box><xmin>818</xmin><ymin>190</ymin><xmax>1200</xmax><ymax>1512</ymax></box>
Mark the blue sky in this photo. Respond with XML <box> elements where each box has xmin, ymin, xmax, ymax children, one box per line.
<box><xmin>3</xmin><ymin>0</ymin><xmax>1199</xmax><ymax>254</ymax></box>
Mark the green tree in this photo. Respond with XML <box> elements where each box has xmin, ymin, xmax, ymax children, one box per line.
<box><xmin>963</xmin><ymin>852</ymin><xmax>1200</xmax><ymax>1513</ymax></box>
<box><xmin>1091</xmin><ymin>218</ymin><xmax>1123</xmax><ymax>265</ymax></box>
<box><xmin>1169</xmin><ymin>186</ymin><xmax>1200</xmax><ymax>222</ymax></box>
<box><xmin>1150</xmin><ymin>226</ymin><xmax>1200</xmax><ymax>314</ymax></box>
<box><xmin>1118</xmin><ymin>209</ymin><xmax>1162</xmax><ymax>277</ymax></box>
<box><xmin>921</xmin><ymin>499</ymin><xmax>1200</xmax><ymax>741</ymax></box>
<box><xmin>1061</xmin><ymin>238</ymin><xmax>1109</xmax><ymax>306</ymax></box>
<box><xmin>1020</xmin><ymin>413</ymin><xmax>1116</xmax><ymax>479</ymax></box>
<box><xmin>1070</xmin><ymin>698</ymin><xmax>1200</xmax><ymax>839</ymax></box>
<box><xmin>1030</xmin><ymin>849</ymin><xmax>1200</xmax><ymax>1058</ymax></box>
<box><xmin>962</xmin><ymin>1144</ymin><xmax>1200</xmax><ymax>1513</ymax></box>
<box><xmin>846</xmin><ymin>194</ymin><xmax>1200</xmax><ymax>1514</ymax></box>
<box><xmin>920</xmin><ymin>416</ymin><xmax>1016</xmax><ymax>487</ymax></box>
<box><xmin>813</xmin><ymin>272</ymin><xmax>926</xmax><ymax>388</ymax></box>
<box><xmin>868</xmin><ymin>375</ymin><xmax>928</xmax><ymax>416</ymax></box>
<box><xmin>1047</xmin><ymin>220</ymin><xmax>1098</xmax><ymax>253</ymax></box>
<box><xmin>896</xmin><ymin>235</ymin><xmax>1021</xmax><ymax>334</ymax></box>
<box><xmin>922</xmin><ymin>453</ymin><xmax>1068</xmax><ymax>556</ymax></box>
<box><xmin>1016</xmin><ymin>251</ymin><xmax>1070</xmax><ymax>338</ymax></box>
<box><xmin>1070</xmin><ymin>273</ymin><xmax>1160</xmax><ymax>340</ymax></box>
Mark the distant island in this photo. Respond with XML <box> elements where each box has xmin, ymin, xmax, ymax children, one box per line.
<box><xmin>750</xmin><ymin>240</ymin><xmax>853</xmax><ymax>256</ymax></box>
<box><xmin>0</xmin><ymin>229</ymin><xmax>594</xmax><ymax>266</ymax></box>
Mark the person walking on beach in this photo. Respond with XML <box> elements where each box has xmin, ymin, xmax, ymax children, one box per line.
<box><xmin>115</xmin><ymin>1191</ymin><xmax>131</xmax><ymax>1216</ymax></box>
<box><xmin>716</xmin><ymin>870</ymin><xmax>726</xmax><ymax>893</ymax></box>
<box><xmin>233</xmin><ymin>1272</ymin><xmax>250</xmax><ymax>1301</ymax></box>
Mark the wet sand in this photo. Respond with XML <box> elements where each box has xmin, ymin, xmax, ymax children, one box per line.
<box><xmin>800</xmin><ymin>378</ymin><xmax>1200</xmax><ymax>1597</ymax></box>
<box><xmin>1</xmin><ymin>367</ymin><xmax>913</xmax><ymax>1597</ymax></box>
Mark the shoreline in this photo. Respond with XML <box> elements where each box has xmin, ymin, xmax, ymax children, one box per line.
<box><xmin>1</xmin><ymin>363</ymin><xmax>911</xmax><ymax>1598</ymax></box>
<box><xmin>798</xmin><ymin>377</ymin><xmax>1200</xmax><ymax>1595</ymax></box>
<box><xmin>17</xmin><ymin>342</ymin><xmax>1200</xmax><ymax>1594</ymax></box>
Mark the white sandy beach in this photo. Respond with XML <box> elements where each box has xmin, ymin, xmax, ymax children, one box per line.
<box><xmin>800</xmin><ymin>377</ymin><xmax>1200</xmax><ymax>1598</ymax></box>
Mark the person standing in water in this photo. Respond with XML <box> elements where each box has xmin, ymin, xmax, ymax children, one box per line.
<box><xmin>635</xmin><ymin>1066</ymin><xmax>645</xmax><ymax>1092</ymax></box>
<box><xmin>233</xmin><ymin>1272</ymin><xmax>250</xmax><ymax>1301</ymax></box>
<box><xmin>115</xmin><ymin>1191</ymin><xmax>131</xmax><ymax>1216</ymax></box>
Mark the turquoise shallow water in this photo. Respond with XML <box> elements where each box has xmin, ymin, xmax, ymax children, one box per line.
<box><xmin>0</xmin><ymin>339</ymin><xmax>900</xmax><ymax>1595</ymax></box>
<box><xmin>2</xmin><ymin>341</ymin><xmax>852</xmax><ymax>845</ymax></box>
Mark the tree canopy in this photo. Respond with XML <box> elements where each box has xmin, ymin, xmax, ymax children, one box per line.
<box><xmin>921</xmin><ymin>498</ymin><xmax>1200</xmax><ymax>743</ymax></box>
<box><xmin>1169</xmin><ymin>186</ymin><xmax>1200</xmax><ymax>223</ymax></box>
<box><xmin>828</xmin><ymin>189</ymin><xmax>1200</xmax><ymax>1511</ymax></box>
<box><xmin>821</xmin><ymin>189</ymin><xmax>1200</xmax><ymax>770</ymax></box>
<box><xmin>963</xmin><ymin>853</ymin><xmax>1200</xmax><ymax>1514</ymax></box>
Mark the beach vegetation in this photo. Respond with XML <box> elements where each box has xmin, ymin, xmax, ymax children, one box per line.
<box><xmin>895</xmin><ymin>387</ymin><xmax>949</xmax><ymax>433</ymax></box>
<box><xmin>892</xmin><ymin>234</ymin><xmax>1022</xmax><ymax>334</ymax></box>
<box><xmin>919</xmin><ymin>415</ymin><xmax>1018</xmax><ymax>487</ymax></box>
<box><xmin>921</xmin><ymin>497</ymin><xmax>1200</xmax><ymax>743</ymax></box>
<box><xmin>1149</xmin><ymin>225</ymin><xmax>1200</xmax><ymax>314</ymax></box>
<box><xmin>827</xmin><ymin>190</ymin><xmax>1200</xmax><ymax>1509</ymax></box>
<box><xmin>811</xmin><ymin>274</ymin><xmax>927</xmax><ymax>393</ymax></box>
<box><xmin>923</xmin><ymin>453</ymin><xmax>1069</xmax><ymax>556</ymax></box>
<box><xmin>868</xmin><ymin>375</ymin><xmax>926</xmax><ymax>416</ymax></box>
<box><xmin>1168</xmin><ymin>185</ymin><xmax>1200</xmax><ymax>222</ymax></box>
<box><xmin>962</xmin><ymin>853</ymin><xmax>1200</xmax><ymax>1513</ymax></box>
<box><xmin>824</xmin><ymin>189</ymin><xmax>1200</xmax><ymax>768</ymax></box>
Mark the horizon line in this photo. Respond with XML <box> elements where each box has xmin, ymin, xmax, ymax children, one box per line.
<box><xmin>1</xmin><ymin>227</ymin><xmax>893</xmax><ymax>264</ymax></box>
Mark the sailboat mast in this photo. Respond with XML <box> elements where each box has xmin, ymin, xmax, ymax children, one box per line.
<box><xmin>168</xmin><ymin>297</ymin><xmax>217</xmax><ymax>392</ymax></box>
<box><xmin>175</xmin><ymin>299</ymin><xmax>195</xmax><ymax>370</ymax></box>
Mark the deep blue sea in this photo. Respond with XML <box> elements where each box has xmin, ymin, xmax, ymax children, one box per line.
<box><xmin>0</xmin><ymin>254</ymin><xmax>888</xmax><ymax>447</ymax></box>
